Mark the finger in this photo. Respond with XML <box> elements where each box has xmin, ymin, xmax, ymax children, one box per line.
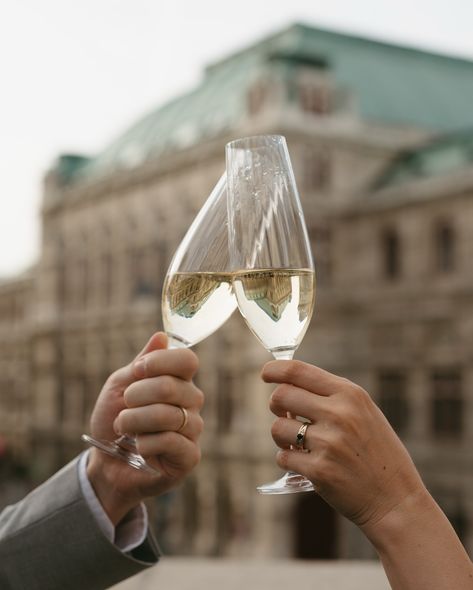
<box><xmin>262</xmin><ymin>360</ymin><xmax>347</xmax><ymax>397</ymax></box>
<box><xmin>271</xmin><ymin>417</ymin><xmax>317</xmax><ymax>451</ymax></box>
<box><xmin>270</xmin><ymin>383</ymin><xmax>329</xmax><ymax>420</ymax></box>
<box><xmin>133</xmin><ymin>348</ymin><xmax>199</xmax><ymax>381</ymax></box>
<box><xmin>124</xmin><ymin>376</ymin><xmax>204</xmax><ymax>410</ymax></box>
<box><xmin>136</xmin><ymin>432</ymin><xmax>201</xmax><ymax>472</ymax></box>
<box><xmin>110</xmin><ymin>332</ymin><xmax>168</xmax><ymax>387</ymax></box>
<box><xmin>116</xmin><ymin>405</ymin><xmax>203</xmax><ymax>441</ymax></box>
<box><xmin>275</xmin><ymin>448</ymin><xmax>316</xmax><ymax>482</ymax></box>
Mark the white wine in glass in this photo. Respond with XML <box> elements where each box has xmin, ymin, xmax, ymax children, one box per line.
<box><xmin>162</xmin><ymin>175</ymin><xmax>236</xmax><ymax>348</ymax></box>
<box><xmin>226</xmin><ymin>135</ymin><xmax>316</xmax><ymax>494</ymax></box>
<box><xmin>83</xmin><ymin>173</ymin><xmax>236</xmax><ymax>472</ymax></box>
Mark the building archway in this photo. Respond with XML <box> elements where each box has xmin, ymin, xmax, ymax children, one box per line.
<box><xmin>294</xmin><ymin>493</ymin><xmax>337</xmax><ymax>559</ymax></box>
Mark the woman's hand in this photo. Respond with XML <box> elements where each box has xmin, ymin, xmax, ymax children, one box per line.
<box><xmin>263</xmin><ymin>360</ymin><xmax>473</xmax><ymax>590</ymax></box>
<box><xmin>263</xmin><ymin>359</ymin><xmax>426</xmax><ymax>528</ymax></box>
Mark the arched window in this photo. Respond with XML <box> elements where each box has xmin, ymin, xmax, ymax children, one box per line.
<box><xmin>431</xmin><ymin>369</ymin><xmax>463</xmax><ymax>438</ymax></box>
<box><xmin>435</xmin><ymin>222</ymin><xmax>455</xmax><ymax>272</ymax></box>
<box><xmin>309</xmin><ymin>225</ymin><xmax>332</xmax><ymax>285</ymax></box>
<box><xmin>377</xmin><ymin>371</ymin><xmax>409</xmax><ymax>435</ymax></box>
<box><xmin>382</xmin><ymin>228</ymin><xmax>401</xmax><ymax>279</ymax></box>
<box><xmin>129</xmin><ymin>244</ymin><xmax>155</xmax><ymax>300</ymax></box>
<box><xmin>295</xmin><ymin>493</ymin><xmax>337</xmax><ymax>558</ymax></box>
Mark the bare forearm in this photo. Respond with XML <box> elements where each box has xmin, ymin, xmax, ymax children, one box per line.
<box><xmin>362</xmin><ymin>490</ymin><xmax>473</xmax><ymax>590</ymax></box>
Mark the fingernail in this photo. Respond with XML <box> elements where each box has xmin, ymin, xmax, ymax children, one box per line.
<box><xmin>133</xmin><ymin>358</ymin><xmax>146</xmax><ymax>379</ymax></box>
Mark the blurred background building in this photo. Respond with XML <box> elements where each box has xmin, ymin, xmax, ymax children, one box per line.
<box><xmin>1</xmin><ymin>22</ymin><xmax>472</xmax><ymax>559</ymax></box>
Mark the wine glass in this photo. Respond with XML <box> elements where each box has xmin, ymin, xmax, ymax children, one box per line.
<box><xmin>226</xmin><ymin>135</ymin><xmax>316</xmax><ymax>495</ymax></box>
<box><xmin>82</xmin><ymin>173</ymin><xmax>236</xmax><ymax>472</ymax></box>
<box><xmin>161</xmin><ymin>173</ymin><xmax>237</xmax><ymax>349</ymax></box>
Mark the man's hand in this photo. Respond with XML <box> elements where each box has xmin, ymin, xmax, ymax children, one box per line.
<box><xmin>86</xmin><ymin>332</ymin><xmax>203</xmax><ymax>524</ymax></box>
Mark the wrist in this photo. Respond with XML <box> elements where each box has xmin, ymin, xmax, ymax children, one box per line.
<box><xmin>360</xmin><ymin>485</ymin><xmax>439</xmax><ymax>553</ymax></box>
<box><xmin>360</xmin><ymin>485</ymin><xmax>473</xmax><ymax>590</ymax></box>
<box><xmin>86</xmin><ymin>448</ymin><xmax>140</xmax><ymax>525</ymax></box>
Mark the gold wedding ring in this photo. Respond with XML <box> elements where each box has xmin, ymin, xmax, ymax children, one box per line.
<box><xmin>177</xmin><ymin>406</ymin><xmax>189</xmax><ymax>433</ymax></box>
<box><xmin>295</xmin><ymin>422</ymin><xmax>310</xmax><ymax>450</ymax></box>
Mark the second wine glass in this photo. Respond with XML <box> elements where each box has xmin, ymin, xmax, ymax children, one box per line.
<box><xmin>83</xmin><ymin>173</ymin><xmax>236</xmax><ymax>472</ymax></box>
<box><xmin>162</xmin><ymin>172</ymin><xmax>236</xmax><ymax>349</ymax></box>
<box><xmin>226</xmin><ymin>135</ymin><xmax>316</xmax><ymax>495</ymax></box>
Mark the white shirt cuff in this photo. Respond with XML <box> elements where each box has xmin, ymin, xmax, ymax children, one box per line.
<box><xmin>78</xmin><ymin>450</ymin><xmax>149</xmax><ymax>553</ymax></box>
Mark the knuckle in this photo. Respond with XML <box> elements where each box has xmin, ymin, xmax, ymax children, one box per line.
<box><xmin>271</xmin><ymin>417</ymin><xmax>286</xmax><ymax>441</ymax></box>
<box><xmin>270</xmin><ymin>384</ymin><xmax>290</xmax><ymax>409</ymax></box>
<box><xmin>157</xmin><ymin>375</ymin><xmax>176</xmax><ymax>402</ymax></box>
<box><xmin>323</xmin><ymin>429</ymin><xmax>345</xmax><ymax>454</ymax></box>
<box><xmin>321</xmin><ymin>402</ymin><xmax>343</xmax><ymax>427</ymax></box>
<box><xmin>168</xmin><ymin>430</ymin><xmax>184</xmax><ymax>448</ymax></box>
<box><xmin>337</xmin><ymin>393</ymin><xmax>364</xmax><ymax>426</ymax></box>
<box><xmin>278</xmin><ymin>361</ymin><xmax>303</xmax><ymax>383</ymax></box>
<box><xmin>325</xmin><ymin>403</ymin><xmax>359</xmax><ymax>437</ymax></box>
<box><xmin>194</xmin><ymin>414</ymin><xmax>204</xmax><ymax>436</ymax></box>
<box><xmin>107</xmin><ymin>369</ymin><xmax>122</xmax><ymax>388</ymax></box>
<box><xmin>312</xmin><ymin>457</ymin><xmax>332</xmax><ymax>483</ymax></box>
<box><xmin>193</xmin><ymin>386</ymin><xmax>205</xmax><ymax>409</ymax></box>
<box><xmin>181</xmin><ymin>349</ymin><xmax>199</xmax><ymax>375</ymax></box>
<box><xmin>141</xmin><ymin>353</ymin><xmax>155</xmax><ymax>377</ymax></box>
<box><xmin>347</xmin><ymin>382</ymin><xmax>369</xmax><ymax>401</ymax></box>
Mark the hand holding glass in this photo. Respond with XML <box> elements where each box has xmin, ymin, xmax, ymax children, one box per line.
<box><xmin>82</xmin><ymin>174</ymin><xmax>236</xmax><ymax>472</ymax></box>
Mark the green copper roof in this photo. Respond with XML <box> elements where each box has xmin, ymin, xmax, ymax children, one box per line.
<box><xmin>374</xmin><ymin>129</ymin><xmax>473</xmax><ymax>189</ymax></box>
<box><xmin>70</xmin><ymin>23</ymin><xmax>473</xmax><ymax>182</ymax></box>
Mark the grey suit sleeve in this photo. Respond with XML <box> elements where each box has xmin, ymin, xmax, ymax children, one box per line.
<box><xmin>0</xmin><ymin>456</ymin><xmax>160</xmax><ymax>590</ymax></box>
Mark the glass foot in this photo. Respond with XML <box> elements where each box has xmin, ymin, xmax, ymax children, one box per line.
<box><xmin>81</xmin><ymin>434</ymin><xmax>160</xmax><ymax>475</ymax></box>
<box><xmin>257</xmin><ymin>471</ymin><xmax>316</xmax><ymax>495</ymax></box>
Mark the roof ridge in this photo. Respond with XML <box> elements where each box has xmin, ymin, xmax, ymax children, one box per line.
<box><xmin>204</xmin><ymin>21</ymin><xmax>473</xmax><ymax>77</ymax></box>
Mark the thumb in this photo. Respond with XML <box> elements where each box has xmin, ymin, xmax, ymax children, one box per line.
<box><xmin>110</xmin><ymin>332</ymin><xmax>168</xmax><ymax>388</ymax></box>
<box><xmin>134</xmin><ymin>331</ymin><xmax>168</xmax><ymax>361</ymax></box>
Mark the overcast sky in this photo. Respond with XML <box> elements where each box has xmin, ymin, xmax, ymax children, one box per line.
<box><xmin>1</xmin><ymin>0</ymin><xmax>473</xmax><ymax>278</ymax></box>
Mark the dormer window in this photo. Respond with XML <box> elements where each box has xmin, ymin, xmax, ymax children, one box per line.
<box><xmin>247</xmin><ymin>81</ymin><xmax>268</xmax><ymax>116</ymax></box>
<box><xmin>299</xmin><ymin>84</ymin><xmax>331</xmax><ymax>115</ymax></box>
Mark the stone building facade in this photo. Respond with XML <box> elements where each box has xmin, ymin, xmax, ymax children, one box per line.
<box><xmin>1</xmin><ymin>23</ymin><xmax>472</xmax><ymax>558</ymax></box>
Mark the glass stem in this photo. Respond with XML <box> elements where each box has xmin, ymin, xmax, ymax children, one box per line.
<box><xmin>115</xmin><ymin>433</ymin><xmax>137</xmax><ymax>451</ymax></box>
<box><xmin>167</xmin><ymin>333</ymin><xmax>190</xmax><ymax>350</ymax></box>
<box><xmin>271</xmin><ymin>350</ymin><xmax>295</xmax><ymax>421</ymax></box>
